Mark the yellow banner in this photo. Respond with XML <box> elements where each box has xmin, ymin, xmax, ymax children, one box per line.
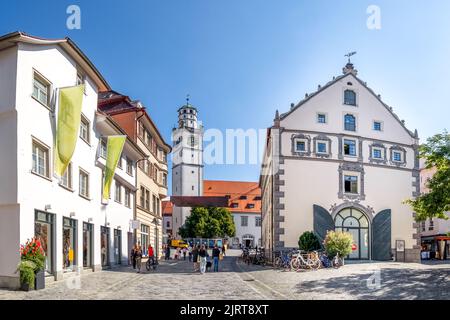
<box><xmin>54</xmin><ymin>85</ymin><xmax>85</xmax><ymax>177</ymax></box>
<box><xmin>102</xmin><ymin>135</ymin><xmax>126</xmax><ymax>200</ymax></box>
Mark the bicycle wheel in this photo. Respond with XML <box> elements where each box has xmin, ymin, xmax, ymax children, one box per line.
<box><xmin>274</xmin><ymin>257</ymin><xmax>282</xmax><ymax>269</ymax></box>
<box><xmin>145</xmin><ymin>259</ymin><xmax>150</xmax><ymax>271</ymax></box>
<box><xmin>290</xmin><ymin>258</ymin><xmax>300</xmax><ymax>271</ymax></box>
<box><xmin>309</xmin><ymin>259</ymin><xmax>321</xmax><ymax>270</ymax></box>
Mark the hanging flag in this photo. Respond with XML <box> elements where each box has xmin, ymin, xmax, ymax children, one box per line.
<box><xmin>54</xmin><ymin>84</ymin><xmax>85</xmax><ymax>177</ymax></box>
<box><xmin>102</xmin><ymin>135</ymin><xmax>126</xmax><ymax>201</ymax></box>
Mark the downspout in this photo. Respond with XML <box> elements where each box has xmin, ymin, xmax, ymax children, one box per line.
<box><xmin>133</xmin><ymin>110</ymin><xmax>146</xmax><ymax>245</ymax></box>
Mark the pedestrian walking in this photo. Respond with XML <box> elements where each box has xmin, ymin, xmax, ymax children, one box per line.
<box><xmin>212</xmin><ymin>245</ymin><xmax>221</xmax><ymax>272</ymax></box>
<box><xmin>165</xmin><ymin>244</ymin><xmax>171</xmax><ymax>260</ymax></box>
<box><xmin>192</xmin><ymin>245</ymin><xmax>199</xmax><ymax>272</ymax></box>
<box><xmin>188</xmin><ymin>245</ymin><xmax>193</xmax><ymax>262</ymax></box>
<box><xmin>131</xmin><ymin>244</ymin><xmax>137</xmax><ymax>269</ymax></box>
<box><xmin>135</xmin><ymin>245</ymin><xmax>143</xmax><ymax>273</ymax></box>
<box><xmin>199</xmin><ymin>244</ymin><xmax>208</xmax><ymax>274</ymax></box>
<box><xmin>148</xmin><ymin>244</ymin><xmax>155</xmax><ymax>266</ymax></box>
<box><xmin>182</xmin><ymin>247</ymin><xmax>187</xmax><ymax>260</ymax></box>
<box><xmin>221</xmin><ymin>244</ymin><xmax>226</xmax><ymax>257</ymax></box>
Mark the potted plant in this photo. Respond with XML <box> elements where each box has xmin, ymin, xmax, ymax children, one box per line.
<box><xmin>19</xmin><ymin>238</ymin><xmax>46</xmax><ymax>290</ymax></box>
<box><xmin>323</xmin><ymin>230</ymin><xmax>353</xmax><ymax>266</ymax></box>
<box><xmin>298</xmin><ymin>231</ymin><xmax>321</xmax><ymax>253</ymax></box>
<box><xmin>16</xmin><ymin>260</ymin><xmax>36</xmax><ymax>291</ymax></box>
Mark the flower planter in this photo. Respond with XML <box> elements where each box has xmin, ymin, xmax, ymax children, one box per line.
<box><xmin>34</xmin><ymin>270</ymin><xmax>45</xmax><ymax>290</ymax></box>
<box><xmin>20</xmin><ymin>282</ymin><xmax>32</xmax><ymax>291</ymax></box>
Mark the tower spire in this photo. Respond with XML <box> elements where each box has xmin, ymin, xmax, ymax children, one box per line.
<box><xmin>186</xmin><ymin>94</ymin><xmax>190</xmax><ymax>106</ymax></box>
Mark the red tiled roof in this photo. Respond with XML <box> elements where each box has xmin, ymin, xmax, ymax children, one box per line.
<box><xmin>203</xmin><ymin>180</ymin><xmax>261</xmax><ymax>214</ymax></box>
<box><xmin>162</xmin><ymin>201</ymin><xmax>173</xmax><ymax>215</ymax></box>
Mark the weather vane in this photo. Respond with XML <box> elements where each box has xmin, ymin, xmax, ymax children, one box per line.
<box><xmin>186</xmin><ymin>94</ymin><xmax>190</xmax><ymax>105</ymax></box>
<box><xmin>345</xmin><ymin>51</ymin><xmax>357</xmax><ymax>63</ymax></box>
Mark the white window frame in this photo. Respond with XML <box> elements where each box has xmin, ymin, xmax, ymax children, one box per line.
<box><xmin>316</xmin><ymin>141</ymin><xmax>328</xmax><ymax>154</ymax></box>
<box><xmin>31</xmin><ymin>138</ymin><xmax>50</xmax><ymax>179</ymax></box>
<box><xmin>126</xmin><ymin>157</ymin><xmax>133</xmax><ymax>176</ymax></box>
<box><xmin>393</xmin><ymin>151</ymin><xmax>402</xmax><ymax>162</ymax></box>
<box><xmin>344</xmin><ymin>174</ymin><xmax>358</xmax><ymax>194</ymax></box>
<box><xmin>343</xmin><ymin>139</ymin><xmax>357</xmax><ymax>157</ymax></box>
<box><xmin>114</xmin><ymin>180</ymin><xmax>122</xmax><ymax>203</ymax></box>
<box><xmin>60</xmin><ymin>162</ymin><xmax>73</xmax><ymax>190</ymax></box>
<box><xmin>32</xmin><ymin>70</ymin><xmax>51</xmax><ymax>108</ymax></box>
<box><xmin>294</xmin><ymin>139</ymin><xmax>307</xmax><ymax>152</ymax></box>
<box><xmin>373</xmin><ymin>120</ymin><xmax>383</xmax><ymax>132</ymax></box>
<box><xmin>317</xmin><ymin>112</ymin><xmax>327</xmax><ymax>124</ymax></box>
<box><xmin>100</xmin><ymin>138</ymin><xmax>107</xmax><ymax>159</ymax></box>
<box><xmin>79</xmin><ymin>168</ymin><xmax>90</xmax><ymax>199</ymax></box>
<box><xmin>124</xmin><ymin>187</ymin><xmax>131</xmax><ymax>208</ymax></box>
<box><xmin>372</xmin><ymin>147</ymin><xmax>383</xmax><ymax>159</ymax></box>
<box><xmin>79</xmin><ymin>114</ymin><xmax>90</xmax><ymax>144</ymax></box>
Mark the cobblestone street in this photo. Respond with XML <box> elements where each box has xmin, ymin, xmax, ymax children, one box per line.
<box><xmin>0</xmin><ymin>250</ymin><xmax>449</xmax><ymax>300</ymax></box>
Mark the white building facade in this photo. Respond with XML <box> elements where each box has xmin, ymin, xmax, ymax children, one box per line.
<box><xmin>231</xmin><ymin>212</ymin><xmax>262</xmax><ymax>249</ymax></box>
<box><xmin>260</xmin><ymin>62</ymin><xmax>421</xmax><ymax>262</ymax></box>
<box><xmin>0</xmin><ymin>32</ymin><xmax>144</xmax><ymax>289</ymax></box>
<box><xmin>171</xmin><ymin>101</ymin><xmax>204</xmax><ymax>238</ymax></box>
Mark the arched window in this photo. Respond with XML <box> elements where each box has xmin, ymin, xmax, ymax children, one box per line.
<box><xmin>344</xmin><ymin>114</ymin><xmax>356</xmax><ymax>131</ymax></box>
<box><xmin>334</xmin><ymin>208</ymin><xmax>369</xmax><ymax>259</ymax></box>
<box><xmin>344</xmin><ymin>90</ymin><xmax>356</xmax><ymax>106</ymax></box>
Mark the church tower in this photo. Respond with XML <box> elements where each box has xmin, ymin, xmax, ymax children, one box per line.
<box><xmin>171</xmin><ymin>97</ymin><xmax>204</xmax><ymax>238</ymax></box>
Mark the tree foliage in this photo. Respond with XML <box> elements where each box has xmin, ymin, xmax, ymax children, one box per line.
<box><xmin>298</xmin><ymin>231</ymin><xmax>321</xmax><ymax>252</ymax></box>
<box><xmin>405</xmin><ymin>131</ymin><xmax>450</xmax><ymax>222</ymax></box>
<box><xmin>179</xmin><ymin>206</ymin><xmax>236</xmax><ymax>238</ymax></box>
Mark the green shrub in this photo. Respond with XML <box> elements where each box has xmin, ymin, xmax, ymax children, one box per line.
<box><xmin>298</xmin><ymin>231</ymin><xmax>321</xmax><ymax>252</ymax></box>
<box><xmin>17</xmin><ymin>260</ymin><xmax>36</xmax><ymax>289</ymax></box>
<box><xmin>323</xmin><ymin>230</ymin><xmax>353</xmax><ymax>258</ymax></box>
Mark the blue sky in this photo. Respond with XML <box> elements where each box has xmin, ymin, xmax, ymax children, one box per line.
<box><xmin>2</xmin><ymin>0</ymin><xmax>450</xmax><ymax>188</ymax></box>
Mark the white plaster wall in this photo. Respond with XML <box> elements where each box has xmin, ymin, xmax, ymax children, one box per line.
<box><xmin>280</xmin><ymin>158</ymin><xmax>416</xmax><ymax>251</ymax></box>
<box><xmin>281</xmin><ymin>74</ymin><xmax>416</xmax><ymax>146</ymax></box>
<box><xmin>232</xmin><ymin>212</ymin><xmax>262</xmax><ymax>247</ymax></box>
<box><xmin>0</xmin><ymin>46</ymin><xmax>18</xmax><ymax>204</ymax></box>
<box><xmin>0</xmin><ymin>43</ymin><xmax>136</xmax><ymax>285</ymax></box>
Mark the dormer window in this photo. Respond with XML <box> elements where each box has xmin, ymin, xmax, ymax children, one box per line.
<box><xmin>344</xmin><ymin>114</ymin><xmax>356</xmax><ymax>131</ymax></box>
<box><xmin>344</xmin><ymin>90</ymin><xmax>356</xmax><ymax>106</ymax></box>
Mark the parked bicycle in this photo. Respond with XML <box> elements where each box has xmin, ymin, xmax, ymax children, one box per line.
<box><xmin>273</xmin><ymin>250</ymin><xmax>293</xmax><ymax>270</ymax></box>
<box><xmin>290</xmin><ymin>250</ymin><xmax>321</xmax><ymax>271</ymax></box>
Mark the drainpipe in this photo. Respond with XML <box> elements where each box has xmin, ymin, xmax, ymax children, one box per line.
<box><xmin>133</xmin><ymin>110</ymin><xmax>146</xmax><ymax>245</ymax></box>
<box><xmin>134</xmin><ymin>157</ymin><xmax>148</xmax><ymax>246</ymax></box>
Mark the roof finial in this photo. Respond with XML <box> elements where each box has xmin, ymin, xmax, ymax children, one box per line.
<box><xmin>186</xmin><ymin>94</ymin><xmax>190</xmax><ymax>105</ymax></box>
<box><xmin>345</xmin><ymin>51</ymin><xmax>357</xmax><ymax>63</ymax></box>
<box><xmin>343</xmin><ymin>51</ymin><xmax>358</xmax><ymax>75</ymax></box>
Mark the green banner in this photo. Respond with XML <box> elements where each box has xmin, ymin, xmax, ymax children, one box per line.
<box><xmin>54</xmin><ymin>85</ymin><xmax>85</xmax><ymax>177</ymax></box>
<box><xmin>102</xmin><ymin>135</ymin><xmax>126</xmax><ymax>201</ymax></box>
